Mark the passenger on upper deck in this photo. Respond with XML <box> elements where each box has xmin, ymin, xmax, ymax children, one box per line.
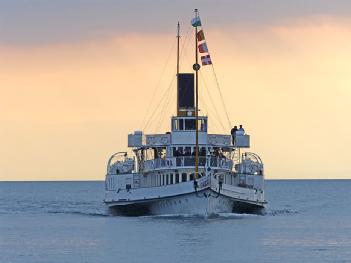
<box><xmin>173</xmin><ymin>148</ymin><xmax>180</xmax><ymax>157</ymax></box>
<box><xmin>237</xmin><ymin>125</ymin><xmax>245</xmax><ymax>135</ymax></box>
<box><xmin>231</xmin><ymin>126</ymin><xmax>238</xmax><ymax>144</ymax></box>
<box><xmin>184</xmin><ymin>147</ymin><xmax>191</xmax><ymax>156</ymax></box>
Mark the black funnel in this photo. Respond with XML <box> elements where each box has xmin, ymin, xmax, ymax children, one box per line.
<box><xmin>177</xmin><ymin>73</ymin><xmax>194</xmax><ymax>110</ymax></box>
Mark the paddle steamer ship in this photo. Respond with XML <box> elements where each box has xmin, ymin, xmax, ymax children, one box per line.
<box><xmin>104</xmin><ymin>10</ymin><xmax>266</xmax><ymax>216</ymax></box>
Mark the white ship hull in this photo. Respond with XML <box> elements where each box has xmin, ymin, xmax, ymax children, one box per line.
<box><xmin>106</xmin><ymin>188</ymin><xmax>264</xmax><ymax>216</ymax></box>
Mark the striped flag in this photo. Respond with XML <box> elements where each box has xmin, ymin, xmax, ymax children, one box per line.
<box><xmin>197</xmin><ymin>30</ymin><xmax>205</xmax><ymax>42</ymax></box>
<box><xmin>198</xmin><ymin>42</ymin><xmax>208</xmax><ymax>53</ymax></box>
<box><xmin>201</xmin><ymin>55</ymin><xmax>212</xmax><ymax>65</ymax></box>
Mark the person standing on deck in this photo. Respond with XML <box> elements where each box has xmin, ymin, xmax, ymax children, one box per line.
<box><xmin>237</xmin><ymin>125</ymin><xmax>245</xmax><ymax>135</ymax></box>
<box><xmin>231</xmin><ymin>125</ymin><xmax>238</xmax><ymax>145</ymax></box>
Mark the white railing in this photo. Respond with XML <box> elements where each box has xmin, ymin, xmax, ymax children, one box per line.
<box><xmin>207</xmin><ymin>134</ymin><xmax>232</xmax><ymax>146</ymax></box>
<box><xmin>145</xmin><ymin>134</ymin><xmax>170</xmax><ymax>146</ymax></box>
<box><xmin>143</xmin><ymin>156</ymin><xmax>233</xmax><ymax>172</ymax></box>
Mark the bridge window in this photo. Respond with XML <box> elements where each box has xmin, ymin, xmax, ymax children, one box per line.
<box><xmin>172</xmin><ymin>119</ymin><xmax>184</xmax><ymax>131</ymax></box>
<box><xmin>200</xmin><ymin>119</ymin><xmax>207</xmax><ymax>132</ymax></box>
<box><xmin>185</xmin><ymin>119</ymin><xmax>196</xmax><ymax>130</ymax></box>
<box><xmin>173</xmin><ymin>118</ymin><xmax>207</xmax><ymax>131</ymax></box>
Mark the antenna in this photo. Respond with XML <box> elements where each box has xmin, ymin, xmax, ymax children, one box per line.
<box><xmin>176</xmin><ymin>22</ymin><xmax>180</xmax><ymax>114</ymax></box>
<box><xmin>193</xmin><ymin>8</ymin><xmax>200</xmax><ymax>179</ymax></box>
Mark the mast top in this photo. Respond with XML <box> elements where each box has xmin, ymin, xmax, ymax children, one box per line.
<box><xmin>194</xmin><ymin>9</ymin><xmax>199</xmax><ymax>18</ymax></box>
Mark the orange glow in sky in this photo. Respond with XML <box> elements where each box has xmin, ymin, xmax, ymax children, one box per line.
<box><xmin>1</xmin><ymin>8</ymin><xmax>350</xmax><ymax>180</ymax></box>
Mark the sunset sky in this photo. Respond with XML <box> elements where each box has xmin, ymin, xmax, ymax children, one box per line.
<box><xmin>1</xmin><ymin>0</ymin><xmax>350</xmax><ymax>180</ymax></box>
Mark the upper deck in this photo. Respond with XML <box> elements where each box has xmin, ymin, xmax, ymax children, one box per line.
<box><xmin>128</xmin><ymin>116</ymin><xmax>232</xmax><ymax>148</ymax></box>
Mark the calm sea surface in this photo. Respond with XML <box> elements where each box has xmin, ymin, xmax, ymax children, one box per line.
<box><xmin>1</xmin><ymin>180</ymin><xmax>351</xmax><ymax>263</ymax></box>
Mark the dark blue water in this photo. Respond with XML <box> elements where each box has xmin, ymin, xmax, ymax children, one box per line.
<box><xmin>1</xmin><ymin>180</ymin><xmax>351</xmax><ymax>262</ymax></box>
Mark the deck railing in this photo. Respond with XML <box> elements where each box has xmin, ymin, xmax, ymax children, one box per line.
<box><xmin>143</xmin><ymin>156</ymin><xmax>232</xmax><ymax>172</ymax></box>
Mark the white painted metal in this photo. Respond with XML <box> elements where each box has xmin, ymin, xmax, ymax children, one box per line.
<box><xmin>235</xmin><ymin>134</ymin><xmax>250</xmax><ymax>148</ymax></box>
<box><xmin>105</xmin><ymin>170</ymin><xmax>265</xmax><ymax>215</ymax></box>
<box><xmin>171</xmin><ymin>131</ymin><xmax>207</xmax><ymax>145</ymax></box>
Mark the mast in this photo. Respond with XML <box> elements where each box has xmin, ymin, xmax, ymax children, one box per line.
<box><xmin>193</xmin><ymin>9</ymin><xmax>200</xmax><ymax>179</ymax></box>
<box><xmin>176</xmin><ymin>22</ymin><xmax>180</xmax><ymax>115</ymax></box>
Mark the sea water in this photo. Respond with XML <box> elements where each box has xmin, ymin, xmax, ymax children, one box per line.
<box><xmin>1</xmin><ymin>180</ymin><xmax>351</xmax><ymax>263</ymax></box>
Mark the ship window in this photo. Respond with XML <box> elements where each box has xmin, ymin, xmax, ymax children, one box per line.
<box><xmin>173</xmin><ymin>147</ymin><xmax>178</xmax><ymax>156</ymax></box>
<box><xmin>181</xmin><ymin>173</ymin><xmax>187</xmax><ymax>182</ymax></box>
<box><xmin>184</xmin><ymin>147</ymin><xmax>191</xmax><ymax>156</ymax></box>
<box><xmin>178</xmin><ymin>147</ymin><xmax>183</xmax><ymax>156</ymax></box>
<box><xmin>179</xmin><ymin>119</ymin><xmax>184</xmax><ymax>130</ymax></box>
<box><xmin>185</xmin><ymin>119</ymin><xmax>196</xmax><ymax>130</ymax></box>
<box><xmin>173</xmin><ymin>147</ymin><xmax>184</xmax><ymax>157</ymax></box>
<box><xmin>172</xmin><ymin>119</ymin><xmax>184</xmax><ymax>131</ymax></box>
<box><xmin>170</xmin><ymin>173</ymin><xmax>174</xmax><ymax>184</ymax></box>
<box><xmin>166</xmin><ymin>174</ymin><xmax>169</xmax><ymax>185</ymax></box>
<box><xmin>190</xmin><ymin>173</ymin><xmax>194</xmax><ymax>181</ymax></box>
<box><xmin>200</xmin><ymin>119</ymin><xmax>207</xmax><ymax>132</ymax></box>
<box><xmin>175</xmin><ymin>173</ymin><xmax>179</xmax><ymax>183</ymax></box>
<box><xmin>200</xmin><ymin>147</ymin><xmax>206</xmax><ymax>156</ymax></box>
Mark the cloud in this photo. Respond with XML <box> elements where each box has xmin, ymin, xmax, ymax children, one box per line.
<box><xmin>1</xmin><ymin>0</ymin><xmax>351</xmax><ymax>45</ymax></box>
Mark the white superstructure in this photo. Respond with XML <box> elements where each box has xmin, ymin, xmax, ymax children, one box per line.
<box><xmin>104</xmin><ymin>116</ymin><xmax>265</xmax><ymax>216</ymax></box>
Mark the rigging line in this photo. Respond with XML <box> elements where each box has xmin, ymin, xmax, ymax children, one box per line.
<box><xmin>199</xmin><ymin>71</ymin><xmax>226</xmax><ymax>132</ymax></box>
<box><xmin>157</xmin><ymin>80</ymin><xmax>176</xmax><ymax>132</ymax></box>
<box><xmin>157</xmin><ymin>83</ymin><xmax>176</xmax><ymax>133</ymax></box>
<box><xmin>179</xmin><ymin>25</ymin><xmax>192</xmax><ymax>67</ymax></box>
<box><xmin>140</xmin><ymin>37</ymin><xmax>176</xmax><ymax>129</ymax></box>
<box><xmin>163</xmin><ymin>82</ymin><xmax>177</xmax><ymax>128</ymax></box>
<box><xmin>181</xmin><ymin>31</ymin><xmax>226</xmax><ymax>133</ymax></box>
<box><xmin>198</xmin><ymin>91</ymin><xmax>222</xmax><ymax>132</ymax></box>
<box><xmin>146</xmin><ymin>87</ymin><xmax>172</xmax><ymax>133</ymax></box>
<box><xmin>199</xmin><ymin>87</ymin><xmax>224</xmax><ymax>133</ymax></box>
<box><xmin>144</xmin><ymin>25</ymin><xmax>191</xmax><ymax>132</ymax></box>
<box><xmin>143</xmin><ymin>74</ymin><xmax>176</xmax><ymax>131</ymax></box>
<box><xmin>181</xmin><ymin>24</ymin><xmax>227</xmax><ymax>132</ymax></box>
<box><xmin>199</xmin><ymin>20</ymin><xmax>232</xmax><ymax>129</ymax></box>
<box><xmin>199</xmin><ymin>70</ymin><xmax>226</xmax><ymax>132</ymax></box>
<box><xmin>144</xmin><ymin>72</ymin><xmax>177</xmax><ymax>132</ymax></box>
<box><xmin>210</xmin><ymin>64</ymin><xmax>232</xmax><ymax>129</ymax></box>
<box><xmin>155</xmin><ymin>78</ymin><xmax>175</xmax><ymax>133</ymax></box>
<box><xmin>154</xmin><ymin>25</ymin><xmax>191</xmax><ymax>132</ymax></box>
<box><xmin>198</xmin><ymin>89</ymin><xmax>223</xmax><ymax>132</ymax></box>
